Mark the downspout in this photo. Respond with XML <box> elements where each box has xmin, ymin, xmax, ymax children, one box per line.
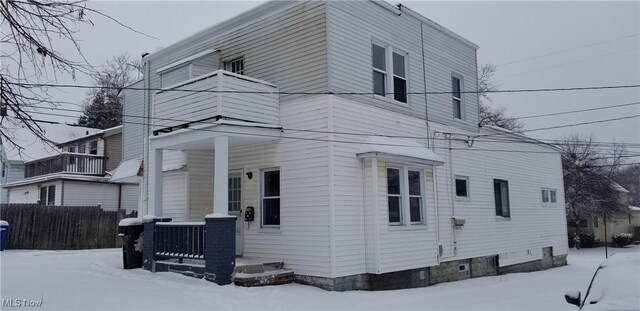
<box><xmin>448</xmin><ymin>136</ymin><xmax>458</xmax><ymax>257</ymax></box>
<box><xmin>432</xmin><ymin>166</ymin><xmax>440</xmax><ymax>262</ymax></box>
<box><xmin>60</xmin><ymin>180</ymin><xmax>65</xmax><ymax>205</ymax></box>
<box><xmin>143</xmin><ymin>56</ymin><xmax>151</xmax><ymax>216</ymax></box>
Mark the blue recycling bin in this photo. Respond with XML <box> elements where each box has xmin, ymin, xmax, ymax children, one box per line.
<box><xmin>0</xmin><ymin>220</ymin><xmax>8</xmax><ymax>251</ymax></box>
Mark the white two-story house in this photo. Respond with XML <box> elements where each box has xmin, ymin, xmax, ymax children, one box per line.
<box><xmin>123</xmin><ymin>0</ymin><xmax>568</xmax><ymax>290</ymax></box>
<box><xmin>3</xmin><ymin>125</ymin><xmax>139</xmax><ymax>211</ymax></box>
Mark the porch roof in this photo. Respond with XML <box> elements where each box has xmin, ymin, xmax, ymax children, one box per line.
<box><xmin>356</xmin><ymin>136</ymin><xmax>445</xmax><ymax>166</ymax></box>
<box><xmin>109</xmin><ymin>158</ymin><xmax>143</xmax><ymax>183</ymax></box>
<box><xmin>149</xmin><ymin>119</ymin><xmax>282</xmax><ymax>151</ymax></box>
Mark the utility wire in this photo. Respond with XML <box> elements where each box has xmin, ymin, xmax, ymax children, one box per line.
<box><xmin>495</xmin><ymin>32</ymin><xmax>640</xmax><ymax>67</ymax></box>
<box><xmin>26</xmin><ymin>114</ymin><xmax>640</xmax><ymax>157</ymax></box>
<box><xmin>5</xmin><ymin>80</ymin><xmax>640</xmax><ymax>95</ymax></box>
<box><xmin>514</xmin><ymin>101</ymin><xmax>640</xmax><ymax>120</ymax></box>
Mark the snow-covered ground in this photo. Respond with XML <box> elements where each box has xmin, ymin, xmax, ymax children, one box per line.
<box><xmin>1</xmin><ymin>246</ymin><xmax>638</xmax><ymax>310</ymax></box>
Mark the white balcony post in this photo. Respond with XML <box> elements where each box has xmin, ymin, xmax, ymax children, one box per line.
<box><xmin>151</xmin><ymin>148</ymin><xmax>163</xmax><ymax>217</ymax></box>
<box><xmin>213</xmin><ymin>135</ymin><xmax>229</xmax><ymax>215</ymax></box>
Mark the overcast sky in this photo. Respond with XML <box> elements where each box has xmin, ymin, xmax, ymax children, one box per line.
<box><xmin>43</xmin><ymin>1</ymin><xmax>640</xmax><ymax>152</ymax></box>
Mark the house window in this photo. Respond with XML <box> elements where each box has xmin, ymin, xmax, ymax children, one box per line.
<box><xmin>452</xmin><ymin>76</ymin><xmax>462</xmax><ymax>119</ymax></box>
<box><xmin>455</xmin><ymin>176</ymin><xmax>469</xmax><ymax>198</ymax></box>
<box><xmin>225</xmin><ymin>58</ymin><xmax>244</xmax><ymax>75</ymax></box>
<box><xmin>541</xmin><ymin>188</ymin><xmax>557</xmax><ymax>206</ymax></box>
<box><xmin>39</xmin><ymin>185</ymin><xmax>56</xmax><ymax>206</ymax></box>
<box><xmin>387</xmin><ymin>167</ymin><xmax>424</xmax><ymax>225</ymax></box>
<box><xmin>494</xmin><ymin>179</ymin><xmax>510</xmax><ymax>218</ymax></box>
<box><xmin>372</xmin><ymin>43</ymin><xmax>407</xmax><ymax>103</ymax></box>
<box><xmin>372</xmin><ymin>44</ymin><xmax>387</xmax><ymax>97</ymax></box>
<box><xmin>593</xmin><ymin>216</ymin><xmax>598</xmax><ymax>228</ymax></box>
<box><xmin>78</xmin><ymin>142</ymin><xmax>86</xmax><ymax>154</ymax></box>
<box><xmin>68</xmin><ymin>146</ymin><xmax>76</xmax><ymax>165</ymax></box>
<box><xmin>1</xmin><ymin>163</ymin><xmax>5</xmax><ymax>178</ymax></box>
<box><xmin>261</xmin><ymin>169</ymin><xmax>280</xmax><ymax>227</ymax></box>
<box><xmin>392</xmin><ymin>53</ymin><xmax>407</xmax><ymax>103</ymax></box>
<box><xmin>387</xmin><ymin>168</ymin><xmax>402</xmax><ymax>224</ymax></box>
<box><xmin>89</xmin><ymin>141</ymin><xmax>98</xmax><ymax>155</ymax></box>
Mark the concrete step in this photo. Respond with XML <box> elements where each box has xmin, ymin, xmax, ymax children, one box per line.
<box><xmin>233</xmin><ymin>262</ymin><xmax>294</xmax><ymax>287</ymax></box>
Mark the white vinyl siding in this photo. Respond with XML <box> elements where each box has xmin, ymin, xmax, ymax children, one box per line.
<box><xmin>62</xmin><ymin>181</ymin><xmax>120</xmax><ymax>210</ymax></box>
<box><xmin>122</xmin><ymin>80</ymin><xmax>145</xmax><ymax>161</ymax></box>
<box><xmin>327</xmin><ymin>1</ymin><xmax>479</xmax><ymax>132</ymax></box>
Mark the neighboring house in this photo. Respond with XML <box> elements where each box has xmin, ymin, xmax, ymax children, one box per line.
<box><xmin>1</xmin><ymin>123</ymin><xmax>100</xmax><ymax>203</ymax></box>
<box><xmin>3</xmin><ymin>125</ymin><xmax>139</xmax><ymax>211</ymax></box>
<box><xmin>577</xmin><ymin>183</ymin><xmax>640</xmax><ymax>243</ymax></box>
<box><xmin>123</xmin><ymin>1</ymin><xmax>568</xmax><ymax>290</ymax></box>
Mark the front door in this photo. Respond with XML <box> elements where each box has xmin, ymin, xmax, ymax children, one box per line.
<box><xmin>228</xmin><ymin>171</ymin><xmax>243</xmax><ymax>255</ymax></box>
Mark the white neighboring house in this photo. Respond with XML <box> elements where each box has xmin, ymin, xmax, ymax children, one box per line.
<box><xmin>2</xmin><ymin>125</ymin><xmax>139</xmax><ymax>211</ymax></box>
<box><xmin>122</xmin><ymin>1</ymin><xmax>569</xmax><ymax>290</ymax></box>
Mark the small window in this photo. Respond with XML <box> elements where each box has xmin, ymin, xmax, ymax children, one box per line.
<box><xmin>455</xmin><ymin>176</ymin><xmax>469</xmax><ymax>198</ymax></box>
<box><xmin>372</xmin><ymin>44</ymin><xmax>387</xmax><ymax>97</ymax></box>
<box><xmin>387</xmin><ymin>168</ymin><xmax>402</xmax><ymax>224</ymax></box>
<box><xmin>89</xmin><ymin>141</ymin><xmax>98</xmax><ymax>155</ymax></box>
<box><xmin>1</xmin><ymin>163</ymin><xmax>5</xmax><ymax>178</ymax></box>
<box><xmin>78</xmin><ymin>142</ymin><xmax>86</xmax><ymax>154</ymax></box>
<box><xmin>452</xmin><ymin>76</ymin><xmax>462</xmax><ymax>119</ymax></box>
<box><xmin>494</xmin><ymin>179</ymin><xmax>510</xmax><ymax>218</ymax></box>
<box><xmin>542</xmin><ymin>188</ymin><xmax>557</xmax><ymax>206</ymax></box>
<box><xmin>261</xmin><ymin>169</ymin><xmax>280</xmax><ymax>227</ymax></box>
<box><xmin>550</xmin><ymin>190</ymin><xmax>557</xmax><ymax>203</ymax></box>
<box><xmin>593</xmin><ymin>216</ymin><xmax>599</xmax><ymax>228</ymax></box>
<box><xmin>225</xmin><ymin>58</ymin><xmax>244</xmax><ymax>75</ymax></box>
<box><xmin>39</xmin><ymin>187</ymin><xmax>47</xmax><ymax>205</ymax></box>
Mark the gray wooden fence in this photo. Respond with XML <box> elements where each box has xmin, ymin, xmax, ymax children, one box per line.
<box><xmin>0</xmin><ymin>204</ymin><xmax>136</xmax><ymax>250</ymax></box>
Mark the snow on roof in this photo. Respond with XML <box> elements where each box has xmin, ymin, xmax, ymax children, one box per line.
<box><xmin>2</xmin><ymin>123</ymin><xmax>101</xmax><ymax>162</ymax></box>
<box><xmin>357</xmin><ymin>136</ymin><xmax>445</xmax><ymax>166</ymax></box>
<box><xmin>629</xmin><ymin>205</ymin><xmax>640</xmax><ymax>212</ymax></box>
<box><xmin>110</xmin><ymin>158</ymin><xmax>143</xmax><ymax>183</ymax></box>
<box><xmin>2</xmin><ymin>173</ymin><xmax>109</xmax><ymax>188</ymax></box>
<box><xmin>610</xmin><ymin>182</ymin><xmax>629</xmax><ymax>193</ymax></box>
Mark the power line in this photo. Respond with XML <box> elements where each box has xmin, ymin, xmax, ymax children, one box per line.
<box><xmin>495</xmin><ymin>32</ymin><xmax>640</xmax><ymax>68</ymax></box>
<box><xmin>481</xmin><ymin>114</ymin><xmax>640</xmax><ymax>137</ymax></box>
<box><xmin>6</xmin><ymin>80</ymin><xmax>640</xmax><ymax>95</ymax></box>
<box><xmin>514</xmin><ymin>101</ymin><xmax>640</xmax><ymax>120</ymax></box>
<box><xmin>25</xmin><ymin>107</ymin><xmax>640</xmax><ymax>149</ymax></box>
<box><xmin>25</xmin><ymin>113</ymin><xmax>640</xmax><ymax>157</ymax></box>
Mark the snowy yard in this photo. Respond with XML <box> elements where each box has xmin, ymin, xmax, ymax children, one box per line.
<box><xmin>1</xmin><ymin>246</ymin><xmax>638</xmax><ymax>310</ymax></box>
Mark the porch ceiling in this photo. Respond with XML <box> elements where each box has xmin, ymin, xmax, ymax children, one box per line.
<box><xmin>149</xmin><ymin>120</ymin><xmax>282</xmax><ymax>151</ymax></box>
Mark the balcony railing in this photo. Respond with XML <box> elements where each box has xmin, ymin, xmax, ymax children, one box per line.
<box><xmin>152</xmin><ymin>70</ymin><xmax>279</xmax><ymax>134</ymax></box>
<box><xmin>24</xmin><ymin>153</ymin><xmax>106</xmax><ymax>178</ymax></box>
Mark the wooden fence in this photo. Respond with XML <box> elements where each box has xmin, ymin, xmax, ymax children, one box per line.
<box><xmin>0</xmin><ymin>204</ymin><xmax>137</xmax><ymax>250</ymax></box>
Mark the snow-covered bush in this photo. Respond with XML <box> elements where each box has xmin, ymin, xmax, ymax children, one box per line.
<box><xmin>611</xmin><ymin>233</ymin><xmax>633</xmax><ymax>248</ymax></box>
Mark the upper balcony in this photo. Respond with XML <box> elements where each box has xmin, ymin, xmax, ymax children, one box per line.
<box><xmin>152</xmin><ymin>70</ymin><xmax>279</xmax><ymax>135</ymax></box>
<box><xmin>24</xmin><ymin>153</ymin><xmax>106</xmax><ymax>179</ymax></box>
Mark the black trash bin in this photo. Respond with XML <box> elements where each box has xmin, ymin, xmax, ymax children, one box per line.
<box><xmin>118</xmin><ymin>218</ymin><xmax>144</xmax><ymax>269</ymax></box>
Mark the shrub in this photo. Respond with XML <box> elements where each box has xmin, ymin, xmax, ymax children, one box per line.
<box><xmin>578</xmin><ymin>232</ymin><xmax>596</xmax><ymax>248</ymax></box>
<box><xmin>611</xmin><ymin>233</ymin><xmax>633</xmax><ymax>248</ymax></box>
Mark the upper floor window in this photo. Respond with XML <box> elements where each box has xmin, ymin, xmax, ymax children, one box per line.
<box><xmin>89</xmin><ymin>141</ymin><xmax>98</xmax><ymax>155</ymax></box>
<box><xmin>372</xmin><ymin>43</ymin><xmax>407</xmax><ymax>103</ymax></box>
<box><xmin>78</xmin><ymin>142</ymin><xmax>86</xmax><ymax>154</ymax></box>
<box><xmin>452</xmin><ymin>76</ymin><xmax>463</xmax><ymax>119</ymax></box>
<box><xmin>455</xmin><ymin>176</ymin><xmax>469</xmax><ymax>199</ymax></box>
<box><xmin>494</xmin><ymin>179</ymin><xmax>510</xmax><ymax>218</ymax></box>
<box><xmin>225</xmin><ymin>58</ymin><xmax>244</xmax><ymax>75</ymax></box>
<box><xmin>541</xmin><ymin>188</ymin><xmax>557</xmax><ymax>206</ymax></box>
<box><xmin>1</xmin><ymin>163</ymin><xmax>6</xmax><ymax>178</ymax></box>
<box><xmin>387</xmin><ymin>166</ymin><xmax>423</xmax><ymax>225</ymax></box>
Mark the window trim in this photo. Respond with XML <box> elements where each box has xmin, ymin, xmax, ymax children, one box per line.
<box><xmin>452</xmin><ymin>74</ymin><xmax>464</xmax><ymax>120</ymax></box>
<box><xmin>386</xmin><ymin>164</ymin><xmax>425</xmax><ymax>227</ymax></box>
<box><xmin>494</xmin><ymin>179</ymin><xmax>510</xmax><ymax>218</ymax></box>
<box><xmin>371</xmin><ymin>40</ymin><xmax>409</xmax><ymax>104</ymax></box>
<box><xmin>454</xmin><ymin>175</ymin><xmax>470</xmax><ymax>200</ymax></box>
<box><xmin>260</xmin><ymin>168</ymin><xmax>281</xmax><ymax>228</ymax></box>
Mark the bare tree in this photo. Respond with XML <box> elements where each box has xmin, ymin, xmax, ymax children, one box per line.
<box><xmin>0</xmin><ymin>0</ymin><xmax>152</xmax><ymax>155</ymax></box>
<box><xmin>77</xmin><ymin>54</ymin><xmax>140</xmax><ymax>129</ymax></box>
<box><xmin>560</xmin><ymin>135</ymin><xmax>629</xmax><ymax>229</ymax></box>
<box><xmin>477</xmin><ymin>64</ymin><xmax>524</xmax><ymax>132</ymax></box>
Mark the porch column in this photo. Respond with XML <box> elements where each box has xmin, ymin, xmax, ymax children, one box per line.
<box><xmin>151</xmin><ymin>148</ymin><xmax>163</xmax><ymax>217</ymax></box>
<box><xmin>213</xmin><ymin>135</ymin><xmax>229</xmax><ymax>215</ymax></box>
